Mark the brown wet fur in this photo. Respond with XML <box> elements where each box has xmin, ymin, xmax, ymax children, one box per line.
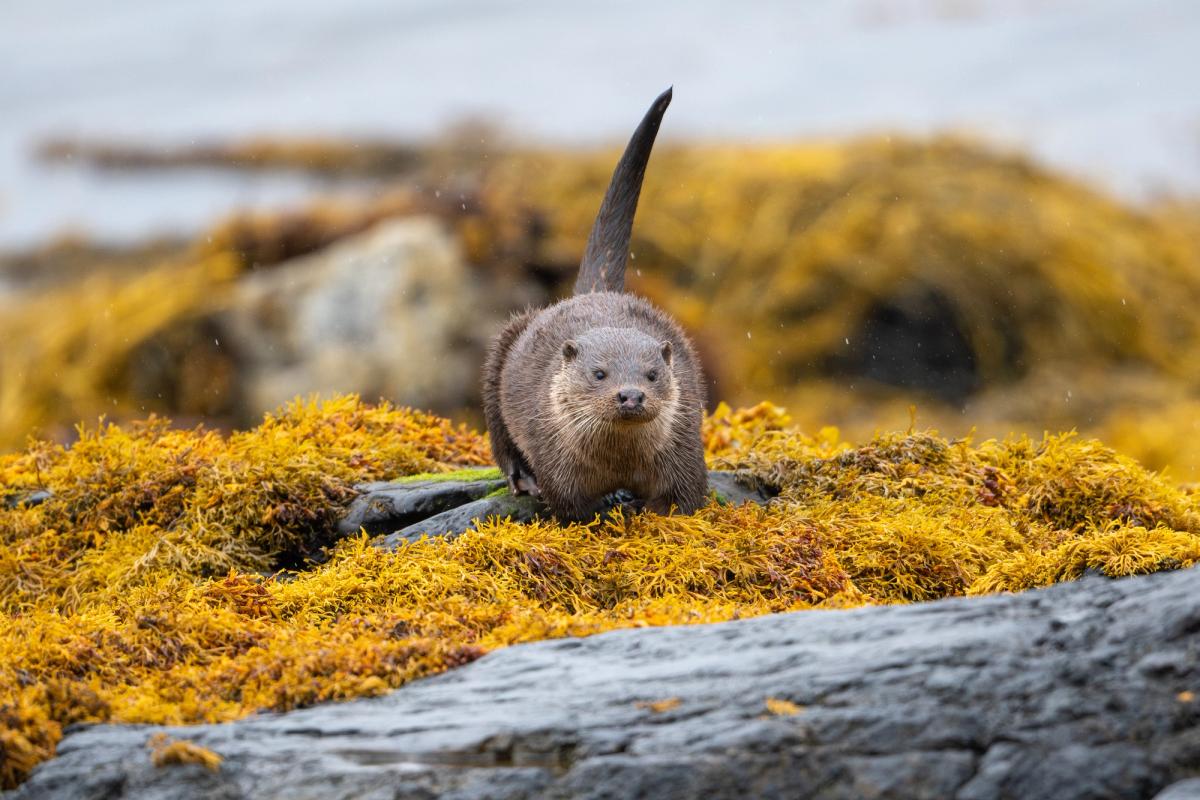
<box><xmin>484</xmin><ymin>292</ymin><xmax>707</xmax><ymax>520</ymax></box>
<box><xmin>481</xmin><ymin>89</ymin><xmax>707</xmax><ymax>520</ymax></box>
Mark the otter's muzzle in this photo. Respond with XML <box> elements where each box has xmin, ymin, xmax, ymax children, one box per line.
<box><xmin>616</xmin><ymin>388</ymin><xmax>647</xmax><ymax>418</ymax></box>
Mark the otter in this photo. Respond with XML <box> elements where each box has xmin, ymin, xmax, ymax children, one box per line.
<box><xmin>482</xmin><ymin>87</ymin><xmax>708</xmax><ymax>520</ymax></box>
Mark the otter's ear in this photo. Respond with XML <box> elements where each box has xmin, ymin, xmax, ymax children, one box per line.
<box><xmin>562</xmin><ymin>340</ymin><xmax>579</xmax><ymax>362</ymax></box>
<box><xmin>660</xmin><ymin>341</ymin><xmax>673</xmax><ymax>364</ymax></box>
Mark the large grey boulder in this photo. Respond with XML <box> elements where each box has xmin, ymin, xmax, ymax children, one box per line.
<box><xmin>217</xmin><ymin>216</ymin><xmax>501</xmax><ymax>416</ymax></box>
<box><xmin>9</xmin><ymin>565</ymin><xmax>1200</xmax><ymax>799</ymax></box>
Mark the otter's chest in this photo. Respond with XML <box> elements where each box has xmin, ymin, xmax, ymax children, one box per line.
<box><xmin>572</xmin><ymin>433</ymin><xmax>668</xmax><ymax>496</ymax></box>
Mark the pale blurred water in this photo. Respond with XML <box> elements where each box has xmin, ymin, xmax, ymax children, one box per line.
<box><xmin>1</xmin><ymin>0</ymin><xmax>1197</xmax><ymax>246</ymax></box>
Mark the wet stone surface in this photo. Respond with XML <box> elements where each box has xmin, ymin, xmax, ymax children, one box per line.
<box><xmin>337</xmin><ymin>473</ymin><xmax>507</xmax><ymax>539</ymax></box>
<box><xmin>9</xmin><ymin>566</ymin><xmax>1200</xmax><ymax>799</ymax></box>
<box><xmin>342</xmin><ymin>469</ymin><xmax>776</xmax><ymax>548</ymax></box>
<box><xmin>1</xmin><ymin>489</ymin><xmax>51</xmax><ymax>510</ymax></box>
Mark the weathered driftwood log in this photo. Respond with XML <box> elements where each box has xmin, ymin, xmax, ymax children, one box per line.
<box><xmin>9</xmin><ymin>565</ymin><xmax>1200</xmax><ymax>800</ymax></box>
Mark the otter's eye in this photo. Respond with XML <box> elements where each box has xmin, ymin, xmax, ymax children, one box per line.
<box><xmin>646</xmin><ymin>370</ymin><xmax>658</xmax><ymax>382</ymax></box>
<box><xmin>593</xmin><ymin>369</ymin><xmax>606</xmax><ymax>381</ymax></box>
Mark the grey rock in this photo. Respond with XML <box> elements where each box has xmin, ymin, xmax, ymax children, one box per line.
<box><xmin>353</xmin><ymin>470</ymin><xmax>776</xmax><ymax>548</ymax></box>
<box><xmin>706</xmin><ymin>470</ymin><xmax>778</xmax><ymax>506</ymax></box>
<box><xmin>1</xmin><ymin>489</ymin><xmax>51</xmax><ymax>509</ymax></box>
<box><xmin>338</xmin><ymin>474</ymin><xmax>506</xmax><ymax>537</ymax></box>
<box><xmin>376</xmin><ymin>489</ymin><xmax>653</xmax><ymax>549</ymax></box>
<box><xmin>1156</xmin><ymin>779</ymin><xmax>1200</xmax><ymax>800</ymax></box>
<box><xmin>379</xmin><ymin>492</ymin><xmax>542</xmax><ymax>549</ymax></box>
<box><xmin>216</xmin><ymin>216</ymin><xmax>505</xmax><ymax>416</ymax></box>
<box><xmin>10</xmin><ymin>566</ymin><xmax>1200</xmax><ymax>800</ymax></box>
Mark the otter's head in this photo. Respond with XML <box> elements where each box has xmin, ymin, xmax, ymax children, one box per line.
<box><xmin>556</xmin><ymin>327</ymin><xmax>677</xmax><ymax>427</ymax></box>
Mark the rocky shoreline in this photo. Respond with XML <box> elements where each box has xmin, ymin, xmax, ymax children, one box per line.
<box><xmin>10</xmin><ymin>564</ymin><xmax>1199</xmax><ymax>800</ymax></box>
<box><xmin>4</xmin><ymin>402</ymin><xmax>1199</xmax><ymax>796</ymax></box>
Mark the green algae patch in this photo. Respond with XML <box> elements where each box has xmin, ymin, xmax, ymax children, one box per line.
<box><xmin>2</xmin><ymin>397</ymin><xmax>1199</xmax><ymax>788</ymax></box>
<box><xmin>395</xmin><ymin>467</ymin><xmax>503</xmax><ymax>484</ymax></box>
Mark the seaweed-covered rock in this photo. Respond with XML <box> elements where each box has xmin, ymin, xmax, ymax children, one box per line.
<box><xmin>10</xmin><ymin>566</ymin><xmax>1200</xmax><ymax>800</ymax></box>
<box><xmin>479</xmin><ymin>139</ymin><xmax>1200</xmax><ymax>395</ymax></box>
<box><xmin>3</xmin><ymin>398</ymin><xmax>1199</xmax><ymax>790</ymax></box>
<box><xmin>7</xmin><ymin>138</ymin><xmax>1200</xmax><ymax>478</ymax></box>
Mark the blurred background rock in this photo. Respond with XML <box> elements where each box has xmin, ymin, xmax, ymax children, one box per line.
<box><xmin>2</xmin><ymin>0</ymin><xmax>1199</xmax><ymax>478</ymax></box>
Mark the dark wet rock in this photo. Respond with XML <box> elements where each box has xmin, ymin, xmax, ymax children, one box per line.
<box><xmin>2</xmin><ymin>489</ymin><xmax>51</xmax><ymax>510</ymax></box>
<box><xmin>707</xmin><ymin>470</ymin><xmax>778</xmax><ymax>506</ymax></box>
<box><xmin>378</xmin><ymin>492</ymin><xmax>542</xmax><ymax>549</ymax></box>
<box><xmin>11</xmin><ymin>566</ymin><xmax>1200</xmax><ymax>800</ymax></box>
<box><xmin>375</xmin><ymin>488</ymin><xmax>672</xmax><ymax>549</ymax></box>
<box><xmin>338</xmin><ymin>474</ymin><xmax>506</xmax><ymax>537</ymax></box>
<box><xmin>827</xmin><ymin>287</ymin><xmax>990</xmax><ymax>404</ymax></box>
<box><xmin>347</xmin><ymin>470</ymin><xmax>777</xmax><ymax>548</ymax></box>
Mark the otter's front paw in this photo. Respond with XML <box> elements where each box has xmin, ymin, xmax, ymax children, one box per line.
<box><xmin>510</xmin><ymin>470</ymin><xmax>541</xmax><ymax>497</ymax></box>
<box><xmin>599</xmin><ymin>489</ymin><xmax>642</xmax><ymax>514</ymax></box>
<box><xmin>600</xmin><ymin>491</ymin><xmax>638</xmax><ymax>510</ymax></box>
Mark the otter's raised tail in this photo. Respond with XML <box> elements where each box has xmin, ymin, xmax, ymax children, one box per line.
<box><xmin>574</xmin><ymin>87</ymin><xmax>672</xmax><ymax>295</ymax></box>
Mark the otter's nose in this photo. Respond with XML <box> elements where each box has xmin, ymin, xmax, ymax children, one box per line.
<box><xmin>617</xmin><ymin>388</ymin><xmax>645</xmax><ymax>409</ymax></box>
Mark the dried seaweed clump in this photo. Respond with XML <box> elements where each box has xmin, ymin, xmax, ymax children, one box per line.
<box><xmin>2</xmin><ymin>398</ymin><xmax>1199</xmax><ymax>787</ymax></box>
<box><xmin>0</xmin><ymin>253</ymin><xmax>240</xmax><ymax>449</ymax></box>
<box><xmin>701</xmin><ymin>400</ymin><xmax>843</xmax><ymax>460</ymax></box>
<box><xmin>716</xmin><ymin>419</ymin><xmax>1200</xmax><ymax>601</ymax></box>
<box><xmin>147</xmin><ymin>733</ymin><xmax>222</xmax><ymax>772</ymax></box>
<box><xmin>1100</xmin><ymin>397</ymin><xmax>1200</xmax><ymax>484</ymax></box>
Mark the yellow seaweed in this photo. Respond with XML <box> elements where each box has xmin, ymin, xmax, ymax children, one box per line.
<box><xmin>147</xmin><ymin>733</ymin><xmax>222</xmax><ymax>772</ymax></box>
<box><xmin>2</xmin><ymin>397</ymin><xmax>1197</xmax><ymax>788</ymax></box>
